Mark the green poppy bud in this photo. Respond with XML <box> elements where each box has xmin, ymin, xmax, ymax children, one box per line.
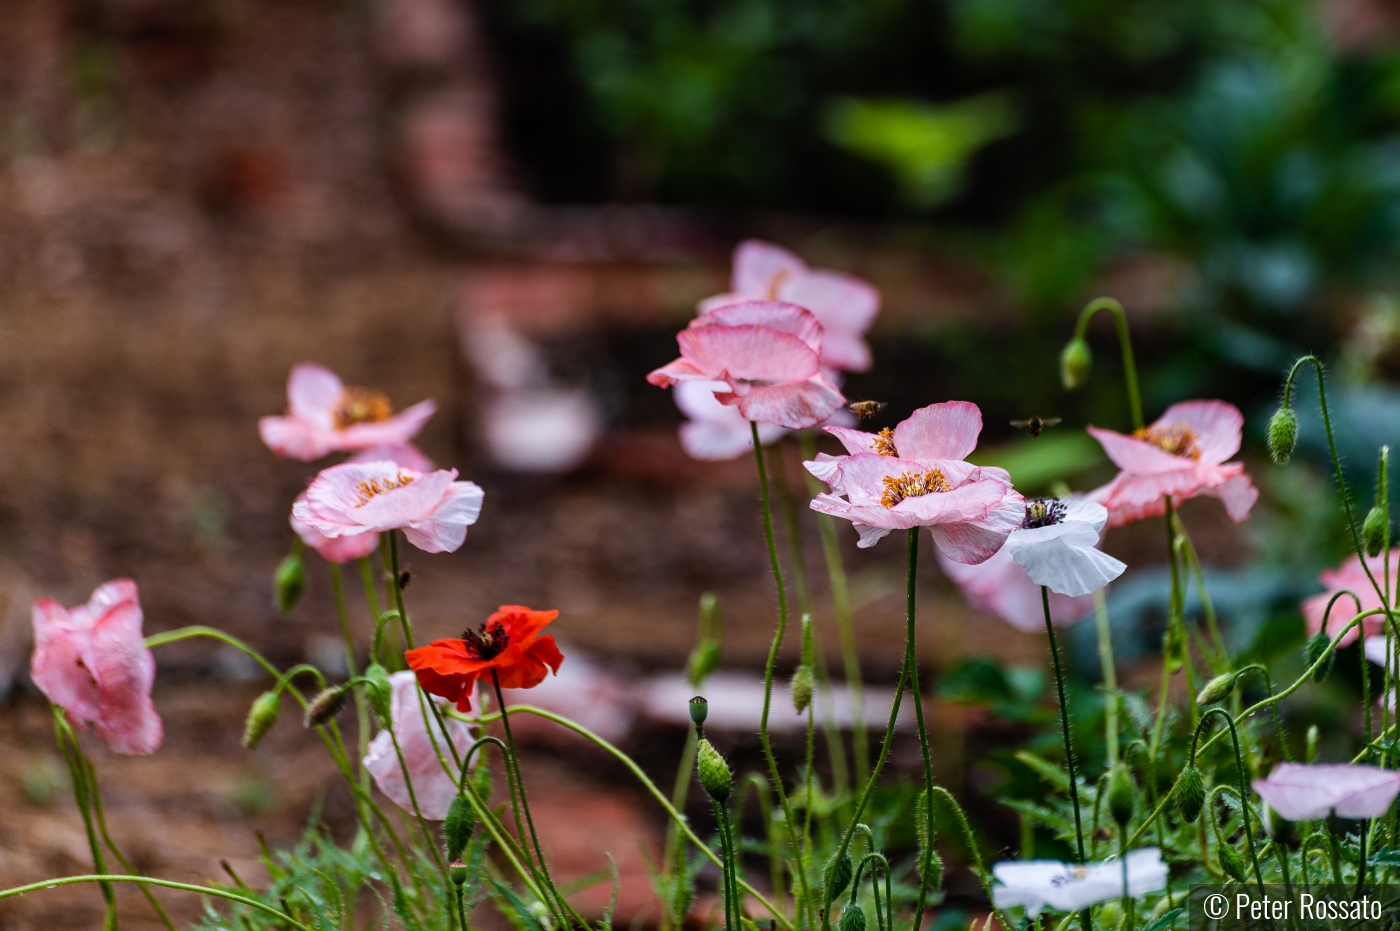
<box><xmin>1219</xmin><ymin>844</ymin><xmax>1247</xmax><ymax>882</ymax></box>
<box><xmin>825</xmin><ymin>853</ymin><xmax>853</xmax><ymax>902</ymax></box>
<box><xmin>1060</xmin><ymin>337</ymin><xmax>1092</xmax><ymax>392</ymax></box>
<box><xmin>1196</xmin><ymin>673</ymin><xmax>1238</xmax><ymax>706</ymax></box>
<box><xmin>696</xmin><ymin>738</ymin><xmax>731</xmax><ymax>802</ymax></box>
<box><xmin>303</xmin><ymin>686</ymin><xmax>349</xmax><ymax>728</ymax></box>
<box><xmin>687</xmin><ymin>640</ymin><xmax>721</xmax><ymax>687</ymax></box>
<box><xmin>364</xmin><ymin>663</ymin><xmax>393</xmax><ymax>726</ymax></box>
<box><xmin>1108</xmin><ymin>762</ymin><xmax>1136</xmax><ymax>827</ymax></box>
<box><xmin>1306</xmin><ymin>630</ymin><xmax>1334</xmax><ymax>683</ymax></box>
<box><xmin>1364</xmin><ymin>505</ymin><xmax>1388</xmax><ymax>559</ymax></box>
<box><xmin>790</xmin><ymin>665</ymin><xmax>814</xmax><ymax>714</ymax></box>
<box><xmin>919</xmin><ymin>846</ymin><xmax>943</xmax><ymax>891</ymax></box>
<box><xmin>1266</xmin><ymin>405</ymin><xmax>1298</xmax><ymax>465</ymax></box>
<box><xmin>1306</xmin><ymin>724</ymin><xmax>1319</xmax><ymax>763</ymax></box>
<box><xmin>838</xmin><ymin>904</ymin><xmax>866</xmax><ymax>931</ymax></box>
<box><xmin>274</xmin><ymin>553</ymin><xmax>305</xmax><ymax>615</ymax></box>
<box><xmin>242</xmin><ymin>690</ymin><xmax>281</xmax><ymax>750</ymax></box>
<box><xmin>1172</xmin><ymin>764</ymin><xmax>1206</xmax><ymax>824</ymax></box>
<box><xmin>445</xmin><ymin>795</ymin><xmax>475</xmax><ymax>861</ymax></box>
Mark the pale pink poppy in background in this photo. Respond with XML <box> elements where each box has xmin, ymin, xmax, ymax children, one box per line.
<box><xmin>805</xmin><ymin>401</ymin><xmax>1023</xmax><ymax>562</ymax></box>
<box><xmin>1253</xmin><ymin>763</ymin><xmax>1400</xmax><ymax>820</ymax></box>
<box><xmin>699</xmin><ymin>239</ymin><xmax>881</xmax><ymax>374</ymax></box>
<box><xmin>31</xmin><ymin>580</ymin><xmax>162</xmax><ymax>755</ymax></box>
<box><xmin>293</xmin><ymin>461</ymin><xmax>484</xmax><ymax>554</ymax></box>
<box><xmin>1086</xmin><ymin>400</ymin><xmax>1258</xmax><ymax>527</ymax></box>
<box><xmin>938</xmin><ymin>547</ymin><xmax>1096</xmax><ymax>633</ymax></box>
<box><xmin>349</xmin><ymin>443</ymin><xmax>436</xmax><ymax>472</ymax></box>
<box><xmin>1301</xmin><ymin>552</ymin><xmax>1398</xmax><ymax>648</ymax></box>
<box><xmin>290</xmin><ymin>493</ymin><xmax>379</xmax><ymax>564</ymax></box>
<box><xmin>364</xmin><ymin>671</ymin><xmax>475</xmax><ymax>820</ymax></box>
<box><xmin>259</xmin><ymin>363</ymin><xmax>437</xmax><ymax>461</ymax></box>
<box><xmin>675</xmin><ymin>380</ymin><xmax>788</xmax><ymax>460</ymax></box>
<box><xmin>647</xmin><ymin>301</ymin><xmax>845</xmax><ymax>430</ymax></box>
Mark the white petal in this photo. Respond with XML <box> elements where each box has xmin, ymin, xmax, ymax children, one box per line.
<box><xmin>1061</xmin><ymin>499</ymin><xmax>1109</xmax><ymax>536</ymax></box>
<box><xmin>1005</xmin><ymin>525</ymin><xmax>1126</xmax><ymax>598</ymax></box>
<box><xmin>854</xmin><ymin>522</ymin><xmax>891</xmax><ymax>548</ymax></box>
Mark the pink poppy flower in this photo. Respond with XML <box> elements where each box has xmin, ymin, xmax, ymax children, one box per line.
<box><xmin>804</xmin><ymin>401</ymin><xmax>1023</xmax><ymax>562</ymax></box>
<box><xmin>349</xmin><ymin>443</ymin><xmax>436</xmax><ymax>472</ymax></box>
<box><xmin>647</xmin><ymin>301</ymin><xmax>846</xmax><ymax>430</ymax></box>
<box><xmin>1085</xmin><ymin>400</ymin><xmax>1259</xmax><ymax>528</ymax></box>
<box><xmin>1301</xmin><ymin>552</ymin><xmax>1399</xmax><ymax>648</ymax></box>
<box><xmin>675</xmin><ymin>380</ymin><xmax>789</xmax><ymax>460</ymax></box>
<box><xmin>938</xmin><ymin>546</ymin><xmax>1096</xmax><ymax>633</ymax></box>
<box><xmin>1253</xmin><ymin>763</ymin><xmax>1400</xmax><ymax>821</ymax></box>
<box><xmin>31</xmin><ymin>580</ymin><xmax>162</xmax><ymax>755</ymax></box>
<box><xmin>699</xmin><ymin>240</ymin><xmax>881</xmax><ymax>374</ymax></box>
<box><xmin>290</xmin><ymin>493</ymin><xmax>380</xmax><ymax>564</ymax></box>
<box><xmin>259</xmin><ymin>363</ymin><xmax>437</xmax><ymax>461</ymax></box>
<box><xmin>292</xmin><ymin>461</ymin><xmax>484</xmax><ymax>554</ymax></box>
<box><xmin>364</xmin><ymin>670</ymin><xmax>475</xmax><ymax>820</ymax></box>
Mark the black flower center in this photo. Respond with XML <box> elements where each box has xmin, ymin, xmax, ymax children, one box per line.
<box><xmin>462</xmin><ymin>620</ymin><xmax>509</xmax><ymax>660</ymax></box>
<box><xmin>1022</xmin><ymin>498</ymin><xmax>1067</xmax><ymax>529</ymax></box>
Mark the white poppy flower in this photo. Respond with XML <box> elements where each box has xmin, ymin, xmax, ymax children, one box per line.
<box><xmin>1253</xmin><ymin>763</ymin><xmax>1400</xmax><ymax>821</ymax></box>
<box><xmin>991</xmin><ymin>848</ymin><xmax>1168</xmax><ymax>917</ymax></box>
<box><xmin>1003</xmin><ymin>499</ymin><xmax>1127</xmax><ymax>598</ymax></box>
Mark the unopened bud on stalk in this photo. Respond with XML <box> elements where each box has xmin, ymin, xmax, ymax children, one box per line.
<box><xmin>445</xmin><ymin>795</ymin><xmax>476</xmax><ymax>861</ymax></box>
<box><xmin>696</xmin><ymin>738</ymin><xmax>731</xmax><ymax>801</ymax></box>
<box><xmin>1172</xmin><ymin>764</ymin><xmax>1206</xmax><ymax>824</ymax></box>
<box><xmin>274</xmin><ymin>553</ymin><xmax>305</xmax><ymax>615</ymax></box>
<box><xmin>1219</xmin><ymin>844</ymin><xmax>1248</xmax><ymax>882</ymax></box>
<box><xmin>1306</xmin><ymin>724</ymin><xmax>1319</xmax><ymax>762</ymax></box>
<box><xmin>1108</xmin><ymin>763</ymin><xmax>1136</xmax><ymax>827</ymax></box>
<box><xmin>1364</xmin><ymin>505</ymin><xmax>1387</xmax><ymax>559</ymax></box>
<box><xmin>304</xmin><ymin>686</ymin><xmax>349</xmax><ymax>728</ymax></box>
<box><xmin>826</xmin><ymin>853</ymin><xmax>854</xmax><ymax>901</ymax></box>
<box><xmin>1266</xmin><ymin>404</ymin><xmax>1298</xmax><ymax>465</ymax></box>
<box><xmin>1305</xmin><ymin>631</ymin><xmax>1334</xmax><ymax>683</ymax></box>
<box><xmin>790</xmin><ymin>665</ymin><xmax>814</xmax><ymax>714</ymax></box>
<box><xmin>363</xmin><ymin>663</ymin><xmax>393</xmax><ymax>726</ymax></box>
<box><xmin>1196</xmin><ymin>673</ymin><xmax>1238</xmax><ymax>706</ymax></box>
<box><xmin>449</xmin><ymin>859</ymin><xmax>469</xmax><ymax>886</ymax></box>
<box><xmin>687</xmin><ymin>641</ymin><xmax>720</xmax><ymax>687</ymax></box>
<box><xmin>838</xmin><ymin>904</ymin><xmax>866</xmax><ymax>931</ymax></box>
<box><xmin>1060</xmin><ymin>338</ymin><xmax>1092</xmax><ymax>391</ymax></box>
<box><xmin>242</xmin><ymin>691</ymin><xmax>281</xmax><ymax>750</ymax></box>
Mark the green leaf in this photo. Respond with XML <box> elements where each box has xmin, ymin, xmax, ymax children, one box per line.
<box><xmin>1141</xmin><ymin>908</ymin><xmax>1185</xmax><ymax>931</ymax></box>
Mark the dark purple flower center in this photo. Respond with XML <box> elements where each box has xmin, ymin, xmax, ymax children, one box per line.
<box><xmin>462</xmin><ymin>620</ymin><xmax>510</xmax><ymax>661</ymax></box>
<box><xmin>1022</xmin><ymin>498</ymin><xmax>1067</xmax><ymax>529</ymax></box>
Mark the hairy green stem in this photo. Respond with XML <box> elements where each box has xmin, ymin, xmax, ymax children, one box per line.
<box><xmin>1072</xmin><ymin>296</ymin><xmax>1143</xmax><ymax>430</ymax></box>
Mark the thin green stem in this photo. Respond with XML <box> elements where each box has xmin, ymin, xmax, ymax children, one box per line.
<box><xmin>331</xmin><ymin>563</ymin><xmax>371</xmax><ymax>790</ymax></box>
<box><xmin>906</xmin><ymin>531</ymin><xmax>938</xmax><ymax>928</ymax></box>
<box><xmin>1193</xmin><ymin>710</ymin><xmax>1266</xmax><ymax>895</ymax></box>
<box><xmin>1072</xmin><ymin>297</ymin><xmax>1143</xmax><ymax>430</ymax></box>
<box><xmin>0</xmin><ymin>876</ymin><xmax>319</xmax><ymax>930</ymax></box>
<box><xmin>1093</xmin><ymin>592</ymin><xmax>1120</xmax><ymax>767</ymax></box>
<box><xmin>53</xmin><ymin>715</ymin><xmax>117</xmax><ymax>931</ymax></box>
<box><xmin>1041</xmin><ymin>587</ymin><xmax>1091</xmax><ymax>931</ymax></box>
<box><xmin>85</xmin><ymin>756</ymin><xmax>178</xmax><ymax>931</ymax></box>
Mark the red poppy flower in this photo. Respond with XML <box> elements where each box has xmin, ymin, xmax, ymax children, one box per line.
<box><xmin>405</xmin><ymin>605</ymin><xmax>564</xmax><ymax>712</ymax></box>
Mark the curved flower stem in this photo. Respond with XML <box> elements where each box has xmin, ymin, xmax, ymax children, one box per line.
<box><xmin>1232</xmin><ymin>665</ymin><xmax>1291</xmax><ymax>762</ymax></box>
<box><xmin>1192</xmin><ymin>710</ymin><xmax>1266</xmax><ymax>895</ymax></box>
<box><xmin>801</xmin><ymin>430</ymin><xmax>869</xmax><ymax>787</ymax></box>
<box><xmin>904</xmin><ymin>531</ymin><xmax>939</xmax><ymax>929</ymax></box>
<box><xmin>52</xmin><ymin>714</ymin><xmax>117</xmax><ymax>931</ymax></box>
<box><xmin>750</xmin><ymin>422</ymin><xmax>815</xmax><ymax>919</ymax></box>
<box><xmin>84</xmin><ymin>755</ymin><xmax>178</xmax><ymax>931</ymax></box>
<box><xmin>924</xmin><ymin>786</ymin><xmax>1015</xmax><ymax>931</ymax></box>
<box><xmin>736</xmin><ymin>773</ymin><xmax>780</xmax><ymax>909</ymax></box>
<box><xmin>144</xmin><ymin>626</ymin><xmax>282</xmax><ymax>679</ymax></box>
<box><xmin>386</xmin><ymin>531</ymin><xmax>414</xmax><ymax>649</ymax></box>
<box><xmin>1041</xmin><ymin>586</ymin><xmax>1091</xmax><ymax>931</ymax></box>
<box><xmin>0</xmin><ymin>875</ymin><xmax>319</xmax><ymax>929</ymax></box>
<box><xmin>1072</xmin><ymin>297</ymin><xmax>1143</xmax><ymax>431</ymax></box>
<box><xmin>331</xmin><ymin>563</ymin><xmax>372</xmax><ymax>790</ymax></box>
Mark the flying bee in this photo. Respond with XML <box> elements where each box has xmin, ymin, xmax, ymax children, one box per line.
<box><xmin>847</xmin><ymin>400</ymin><xmax>887</xmax><ymax>421</ymax></box>
<box><xmin>1010</xmin><ymin>415</ymin><xmax>1061</xmax><ymax>438</ymax></box>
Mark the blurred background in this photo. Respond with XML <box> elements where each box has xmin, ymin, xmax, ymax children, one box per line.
<box><xmin>1</xmin><ymin>0</ymin><xmax>1399</xmax><ymax>925</ymax></box>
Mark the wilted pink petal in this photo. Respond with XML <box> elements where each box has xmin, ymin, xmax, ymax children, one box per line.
<box><xmin>1254</xmin><ymin>763</ymin><xmax>1400</xmax><ymax>821</ymax></box>
<box><xmin>364</xmin><ymin>671</ymin><xmax>475</xmax><ymax>819</ymax></box>
<box><xmin>1301</xmin><ymin>552</ymin><xmax>1400</xmax><ymax>647</ymax></box>
<box><xmin>259</xmin><ymin>363</ymin><xmax>437</xmax><ymax>461</ymax></box>
<box><xmin>293</xmin><ymin>461</ymin><xmax>484</xmax><ymax>554</ymax></box>
<box><xmin>31</xmin><ymin>580</ymin><xmax>163</xmax><ymax>755</ymax></box>
<box><xmin>938</xmin><ymin>547</ymin><xmax>1096</xmax><ymax>632</ymax></box>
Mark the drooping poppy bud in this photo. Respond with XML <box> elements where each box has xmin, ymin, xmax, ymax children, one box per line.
<box><xmin>1364</xmin><ymin>505</ymin><xmax>1387</xmax><ymax>559</ymax></box>
<box><xmin>1108</xmin><ymin>762</ymin><xmax>1136</xmax><ymax>827</ymax></box>
<box><xmin>839</xmin><ymin>904</ymin><xmax>866</xmax><ymax>931</ymax></box>
<box><xmin>304</xmin><ymin>686</ymin><xmax>349</xmax><ymax>728</ymax></box>
<box><xmin>364</xmin><ymin>663</ymin><xmax>393</xmax><ymax>726</ymax></box>
<box><xmin>1196</xmin><ymin>673</ymin><xmax>1238</xmax><ymax>706</ymax></box>
<box><xmin>242</xmin><ymin>691</ymin><xmax>281</xmax><ymax>750</ymax></box>
<box><xmin>445</xmin><ymin>795</ymin><xmax>475</xmax><ymax>861</ymax></box>
<box><xmin>825</xmin><ymin>853</ymin><xmax>853</xmax><ymax>902</ymax></box>
<box><xmin>1059</xmin><ymin>337</ymin><xmax>1092</xmax><ymax>391</ymax></box>
<box><xmin>696</xmin><ymin>738</ymin><xmax>731</xmax><ymax>801</ymax></box>
<box><xmin>1219</xmin><ymin>844</ymin><xmax>1247</xmax><ymax>882</ymax></box>
<box><xmin>790</xmin><ymin>665</ymin><xmax>814</xmax><ymax>714</ymax></box>
<box><xmin>1266</xmin><ymin>405</ymin><xmax>1298</xmax><ymax>465</ymax></box>
<box><xmin>1306</xmin><ymin>630</ymin><xmax>1334</xmax><ymax>683</ymax></box>
<box><xmin>1172</xmin><ymin>764</ymin><xmax>1206</xmax><ymax>824</ymax></box>
<box><xmin>274</xmin><ymin>552</ymin><xmax>305</xmax><ymax>615</ymax></box>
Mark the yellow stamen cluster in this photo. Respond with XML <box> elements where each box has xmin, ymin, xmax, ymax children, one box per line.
<box><xmin>1132</xmin><ymin>423</ymin><xmax>1201</xmax><ymax>460</ymax></box>
<box><xmin>355</xmin><ymin>472</ymin><xmax>416</xmax><ymax>506</ymax></box>
<box><xmin>872</xmin><ymin>427</ymin><xmax>898</xmax><ymax>457</ymax></box>
<box><xmin>334</xmin><ymin>387</ymin><xmax>393</xmax><ymax>429</ymax></box>
<box><xmin>880</xmin><ymin>469</ymin><xmax>950</xmax><ymax>508</ymax></box>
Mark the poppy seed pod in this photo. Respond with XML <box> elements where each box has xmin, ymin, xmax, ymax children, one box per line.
<box><xmin>363</xmin><ymin>663</ymin><xmax>393</xmax><ymax>726</ymax></box>
<box><xmin>1219</xmin><ymin>844</ymin><xmax>1247</xmax><ymax>883</ymax></box>
<box><xmin>1305</xmin><ymin>630</ymin><xmax>1334</xmax><ymax>683</ymax></box>
<box><xmin>242</xmin><ymin>691</ymin><xmax>281</xmax><ymax>750</ymax></box>
<box><xmin>1196</xmin><ymin>672</ymin><xmax>1238</xmax><ymax>706</ymax></box>
<box><xmin>689</xmin><ymin>695</ymin><xmax>709</xmax><ymax>731</ymax></box>
<box><xmin>444</xmin><ymin>795</ymin><xmax>475</xmax><ymax>861</ymax></box>
<box><xmin>696</xmin><ymin>738</ymin><xmax>731</xmax><ymax>801</ymax></box>
<box><xmin>274</xmin><ymin>553</ymin><xmax>305</xmax><ymax>616</ymax></box>
<box><xmin>1364</xmin><ymin>506</ymin><xmax>1387</xmax><ymax>559</ymax></box>
<box><xmin>1266</xmin><ymin>405</ymin><xmax>1298</xmax><ymax>465</ymax></box>
<box><xmin>790</xmin><ymin>664</ymin><xmax>814</xmax><ymax>714</ymax></box>
<box><xmin>303</xmin><ymin>686</ymin><xmax>349</xmax><ymax>728</ymax></box>
<box><xmin>1108</xmin><ymin>763</ymin><xmax>1136</xmax><ymax>827</ymax></box>
<box><xmin>1059</xmin><ymin>338</ymin><xmax>1092</xmax><ymax>391</ymax></box>
<box><xmin>1172</xmin><ymin>764</ymin><xmax>1206</xmax><ymax>824</ymax></box>
<box><xmin>449</xmin><ymin>859</ymin><xmax>468</xmax><ymax>886</ymax></box>
<box><xmin>826</xmin><ymin>853</ymin><xmax>854</xmax><ymax>901</ymax></box>
<box><xmin>839</xmin><ymin>904</ymin><xmax>866</xmax><ymax>931</ymax></box>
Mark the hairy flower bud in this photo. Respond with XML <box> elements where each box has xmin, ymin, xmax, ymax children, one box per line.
<box><xmin>1196</xmin><ymin>673</ymin><xmax>1238</xmax><ymax>706</ymax></box>
<box><xmin>242</xmin><ymin>690</ymin><xmax>281</xmax><ymax>750</ymax></box>
<box><xmin>839</xmin><ymin>904</ymin><xmax>866</xmax><ymax>931</ymax></box>
<box><xmin>274</xmin><ymin>553</ymin><xmax>305</xmax><ymax>616</ymax></box>
<box><xmin>364</xmin><ymin>663</ymin><xmax>393</xmax><ymax>726</ymax></box>
<box><xmin>303</xmin><ymin>686</ymin><xmax>349</xmax><ymax>728</ymax></box>
<box><xmin>1266</xmin><ymin>405</ymin><xmax>1298</xmax><ymax>465</ymax></box>
<box><xmin>1060</xmin><ymin>338</ymin><xmax>1092</xmax><ymax>391</ymax></box>
<box><xmin>1172</xmin><ymin>764</ymin><xmax>1206</xmax><ymax>824</ymax></box>
<box><xmin>1108</xmin><ymin>762</ymin><xmax>1136</xmax><ymax>827</ymax></box>
<box><xmin>1364</xmin><ymin>505</ymin><xmax>1388</xmax><ymax>559</ymax></box>
<box><xmin>696</xmin><ymin>738</ymin><xmax>731</xmax><ymax>801</ymax></box>
<box><xmin>1219</xmin><ymin>844</ymin><xmax>1247</xmax><ymax>882</ymax></box>
<box><xmin>826</xmin><ymin>853</ymin><xmax>854</xmax><ymax>902</ymax></box>
<box><xmin>687</xmin><ymin>641</ymin><xmax>721</xmax><ymax>687</ymax></box>
<box><xmin>1306</xmin><ymin>631</ymin><xmax>1334</xmax><ymax>683</ymax></box>
<box><xmin>790</xmin><ymin>665</ymin><xmax>814</xmax><ymax>714</ymax></box>
<box><xmin>445</xmin><ymin>795</ymin><xmax>476</xmax><ymax>861</ymax></box>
